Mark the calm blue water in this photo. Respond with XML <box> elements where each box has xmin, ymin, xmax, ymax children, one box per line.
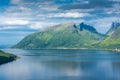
<box><xmin>0</xmin><ymin>49</ymin><xmax>120</xmax><ymax>80</ymax></box>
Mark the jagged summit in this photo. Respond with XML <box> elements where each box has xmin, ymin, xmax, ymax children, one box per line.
<box><xmin>73</xmin><ymin>22</ymin><xmax>99</xmax><ymax>34</ymax></box>
<box><xmin>106</xmin><ymin>22</ymin><xmax>120</xmax><ymax>35</ymax></box>
<box><xmin>112</xmin><ymin>22</ymin><xmax>120</xmax><ymax>29</ymax></box>
<box><xmin>38</xmin><ymin>22</ymin><xmax>99</xmax><ymax>34</ymax></box>
<box><xmin>13</xmin><ymin>22</ymin><xmax>105</xmax><ymax>49</ymax></box>
<box><xmin>100</xmin><ymin>22</ymin><xmax>120</xmax><ymax>49</ymax></box>
<box><xmin>79</xmin><ymin>22</ymin><xmax>98</xmax><ymax>33</ymax></box>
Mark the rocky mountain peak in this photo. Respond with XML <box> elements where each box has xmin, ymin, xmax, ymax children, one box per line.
<box><xmin>106</xmin><ymin>22</ymin><xmax>120</xmax><ymax>35</ymax></box>
<box><xmin>79</xmin><ymin>22</ymin><xmax>98</xmax><ymax>33</ymax></box>
<box><xmin>111</xmin><ymin>22</ymin><xmax>120</xmax><ymax>30</ymax></box>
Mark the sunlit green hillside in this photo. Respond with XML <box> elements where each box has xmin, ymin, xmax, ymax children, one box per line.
<box><xmin>13</xmin><ymin>22</ymin><xmax>105</xmax><ymax>49</ymax></box>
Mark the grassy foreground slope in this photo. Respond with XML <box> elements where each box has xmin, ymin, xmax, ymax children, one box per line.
<box><xmin>0</xmin><ymin>50</ymin><xmax>18</xmax><ymax>65</ymax></box>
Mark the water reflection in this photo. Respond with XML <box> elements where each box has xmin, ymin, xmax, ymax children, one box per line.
<box><xmin>0</xmin><ymin>49</ymin><xmax>120</xmax><ymax>80</ymax></box>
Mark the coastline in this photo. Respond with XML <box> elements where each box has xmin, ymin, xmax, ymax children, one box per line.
<box><xmin>0</xmin><ymin>50</ymin><xmax>19</xmax><ymax>65</ymax></box>
<box><xmin>11</xmin><ymin>47</ymin><xmax>120</xmax><ymax>52</ymax></box>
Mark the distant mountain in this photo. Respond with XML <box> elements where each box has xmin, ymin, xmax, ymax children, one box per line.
<box><xmin>13</xmin><ymin>22</ymin><xmax>105</xmax><ymax>49</ymax></box>
<box><xmin>106</xmin><ymin>22</ymin><xmax>120</xmax><ymax>35</ymax></box>
<box><xmin>100</xmin><ymin>22</ymin><xmax>120</xmax><ymax>49</ymax></box>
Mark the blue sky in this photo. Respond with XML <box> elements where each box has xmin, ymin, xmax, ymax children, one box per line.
<box><xmin>0</xmin><ymin>0</ymin><xmax>120</xmax><ymax>45</ymax></box>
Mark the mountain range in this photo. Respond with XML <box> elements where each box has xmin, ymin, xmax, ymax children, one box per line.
<box><xmin>13</xmin><ymin>22</ymin><xmax>120</xmax><ymax>50</ymax></box>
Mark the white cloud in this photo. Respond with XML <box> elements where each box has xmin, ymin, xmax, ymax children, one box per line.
<box><xmin>112</xmin><ymin>0</ymin><xmax>120</xmax><ymax>2</ymax></box>
<box><xmin>0</xmin><ymin>26</ymin><xmax>18</xmax><ymax>30</ymax></box>
<box><xmin>48</xmin><ymin>12</ymin><xmax>90</xmax><ymax>18</ymax></box>
<box><xmin>29</xmin><ymin>23</ymin><xmax>43</xmax><ymax>29</ymax></box>
<box><xmin>0</xmin><ymin>11</ymin><xmax>32</xmax><ymax>30</ymax></box>
<box><xmin>39</xmin><ymin>6</ymin><xmax>58</xmax><ymax>11</ymax></box>
<box><xmin>109</xmin><ymin>4</ymin><xmax>120</xmax><ymax>15</ymax></box>
<box><xmin>0</xmin><ymin>18</ymin><xmax>30</xmax><ymax>30</ymax></box>
<box><xmin>29</xmin><ymin>22</ymin><xmax>58</xmax><ymax>30</ymax></box>
<box><xmin>3</xmin><ymin>19</ymin><xmax>29</xmax><ymax>25</ymax></box>
<box><xmin>5</xmin><ymin>6</ymin><xmax>33</xmax><ymax>17</ymax></box>
<box><xmin>11</xmin><ymin>0</ymin><xmax>21</xmax><ymax>4</ymax></box>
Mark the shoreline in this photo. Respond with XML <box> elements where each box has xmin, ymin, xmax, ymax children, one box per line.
<box><xmin>11</xmin><ymin>47</ymin><xmax>120</xmax><ymax>52</ymax></box>
<box><xmin>0</xmin><ymin>50</ymin><xmax>19</xmax><ymax>65</ymax></box>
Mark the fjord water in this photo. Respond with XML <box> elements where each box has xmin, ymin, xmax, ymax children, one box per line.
<box><xmin>0</xmin><ymin>49</ymin><xmax>120</xmax><ymax>80</ymax></box>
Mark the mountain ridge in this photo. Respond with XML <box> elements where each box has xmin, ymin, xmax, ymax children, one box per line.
<box><xmin>106</xmin><ymin>22</ymin><xmax>120</xmax><ymax>35</ymax></box>
<box><xmin>13</xmin><ymin>22</ymin><xmax>106</xmax><ymax>49</ymax></box>
<box><xmin>13</xmin><ymin>22</ymin><xmax>120</xmax><ymax>50</ymax></box>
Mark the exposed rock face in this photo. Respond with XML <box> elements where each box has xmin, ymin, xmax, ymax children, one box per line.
<box><xmin>100</xmin><ymin>22</ymin><xmax>120</xmax><ymax>49</ymax></box>
<box><xmin>106</xmin><ymin>22</ymin><xmax>120</xmax><ymax>35</ymax></box>
<box><xmin>80</xmin><ymin>22</ymin><xmax>98</xmax><ymax>33</ymax></box>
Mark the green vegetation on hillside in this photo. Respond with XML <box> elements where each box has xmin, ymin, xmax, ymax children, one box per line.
<box><xmin>13</xmin><ymin>22</ymin><xmax>106</xmax><ymax>49</ymax></box>
<box><xmin>13</xmin><ymin>22</ymin><xmax>120</xmax><ymax>50</ymax></box>
<box><xmin>100</xmin><ymin>26</ymin><xmax>120</xmax><ymax>49</ymax></box>
<box><xmin>0</xmin><ymin>50</ymin><xmax>18</xmax><ymax>65</ymax></box>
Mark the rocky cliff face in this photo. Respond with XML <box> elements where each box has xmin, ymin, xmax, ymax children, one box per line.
<box><xmin>80</xmin><ymin>22</ymin><xmax>98</xmax><ymax>34</ymax></box>
<box><xmin>100</xmin><ymin>22</ymin><xmax>120</xmax><ymax>49</ymax></box>
<box><xmin>106</xmin><ymin>22</ymin><xmax>120</xmax><ymax>35</ymax></box>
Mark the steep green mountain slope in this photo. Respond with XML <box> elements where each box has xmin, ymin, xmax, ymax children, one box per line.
<box><xmin>100</xmin><ymin>22</ymin><xmax>120</xmax><ymax>49</ymax></box>
<box><xmin>0</xmin><ymin>50</ymin><xmax>18</xmax><ymax>65</ymax></box>
<box><xmin>13</xmin><ymin>22</ymin><xmax>106</xmax><ymax>49</ymax></box>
